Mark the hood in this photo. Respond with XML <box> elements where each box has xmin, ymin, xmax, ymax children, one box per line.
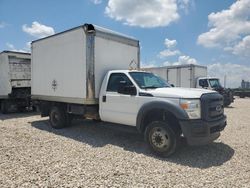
<box><xmin>143</xmin><ymin>87</ymin><xmax>216</xmax><ymax>98</ymax></box>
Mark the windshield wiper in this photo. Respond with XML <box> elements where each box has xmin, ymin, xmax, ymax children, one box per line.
<box><xmin>142</xmin><ymin>86</ymin><xmax>159</xmax><ymax>89</ymax></box>
<box><xmin>159</xmin><ymin>86</ymin><xmax>170</xmax><ymax>88</ymax></box>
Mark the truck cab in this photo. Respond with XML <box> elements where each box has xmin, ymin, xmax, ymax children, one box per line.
<box><xmin>196</xmin><ymin>77</ymin><xmax>234</xmax><ymax>106</ymax></box>
<box><xmin>196</xmin><ymin>77</ymin><xmax>222</xmax><ymax>90</ymax></box>
<box><xmin>97</xmin><ymin>70</ymin><xmax>227</xmax><ymax>156</ymax></box>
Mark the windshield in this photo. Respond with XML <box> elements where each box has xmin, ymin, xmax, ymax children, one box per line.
<box><xmin>129</xmin><ymin>72</ymin><xmax>171</xmax><ymax>89</ymax></box>
<box><xmin>209</xmin><ymin>79</ymin><xmax>222</xmax><ymax>88</ymax></box>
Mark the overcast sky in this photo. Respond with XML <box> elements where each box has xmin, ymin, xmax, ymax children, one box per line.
<box><xmin>0</xmin><ymin>0</ymin><xmax>250</xmax><ymax>88</ymax></box>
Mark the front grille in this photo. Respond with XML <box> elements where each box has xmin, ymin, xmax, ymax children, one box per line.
<box><xmin>201</xmin><ymin>93</ymin><xmax>224</xmax><ymax>121</ymax></box>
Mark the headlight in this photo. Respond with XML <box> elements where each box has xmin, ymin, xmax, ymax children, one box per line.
<box><xmin>180</xmin><ymin>99</ymin><xmax>201</xmax><ymax>119</ymax></box>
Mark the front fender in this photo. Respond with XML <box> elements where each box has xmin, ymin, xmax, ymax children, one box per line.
<box><xmin>136</xmin><ymin>100</ymin><xmax>189</xmax><ymax>133</ymax></box>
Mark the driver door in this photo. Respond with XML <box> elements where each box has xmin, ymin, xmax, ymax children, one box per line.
<box><xmin>100</xmin><ymin>73</ymin><xmax>138</xmax><ymax>126</ymax></box>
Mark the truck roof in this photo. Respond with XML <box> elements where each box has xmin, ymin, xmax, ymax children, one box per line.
<box><xmin>199</xmin><ymin>77</ymin><xmax>220</xmax><ymax>80</ymax></box>
<box><xmin>143</xmin><ymin>64</ymin><xmax>207</xmax><ymax>70</ymax></box>
<box><xmin>108</xmin><ymin>70</ymin><xmax>150</xmax><ymax>74</ymax></box>
<box><xmin>32</xmin><ymin>23</ymin><xmax>139</xmax><ymax>45</ymax></box>
<box><xmin>0</xmin><ymin>50</ymin><xmax>31</xmax><ymax>55</ymax></box>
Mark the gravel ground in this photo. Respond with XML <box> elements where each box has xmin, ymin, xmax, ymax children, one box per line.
<box><xmin>0</xmin><ymin>98</ymin><xmax>249</xmax><ymax>187</ymax></box>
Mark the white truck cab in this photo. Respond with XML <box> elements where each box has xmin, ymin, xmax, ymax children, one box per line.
<box><xmin>196</xmin><ymin>77</ymin><xmax>234</xmax><ymax>106</ymax></box>
<box><xmin>196</xmin><ymin>77</ymin><xmax>222</xmax><ymax>90</ymax></box>
<box><xmin>32</xmin><ymin>24</ymin><xmax>227</xmax><ymax>157</ymax></box>
<box><xmin>100</xmin><ymin>70</ymin><xmax>211</xmax><ymax>126</ymax></box>
<box><xmin>97</xmin><ymin>70</ymin><xmax>226</xmax><ymax>157</ymax></box>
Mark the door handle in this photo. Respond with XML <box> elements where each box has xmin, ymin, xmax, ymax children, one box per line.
<box><xmin>102</xmin><ymin>96</ymin><xmax>106</xmax><ymax>102</ymax></box>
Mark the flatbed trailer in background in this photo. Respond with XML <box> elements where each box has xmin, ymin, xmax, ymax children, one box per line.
<box><xmin>233</xmin><ymin>89</ymin><xmax>250</xmax><ymax>98</ymax></box>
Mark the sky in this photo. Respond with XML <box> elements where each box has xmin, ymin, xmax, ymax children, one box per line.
<box><xmin>0</xmin><ymin>0</ymin><xmax>250</xmax><ymax>88</ymax></box>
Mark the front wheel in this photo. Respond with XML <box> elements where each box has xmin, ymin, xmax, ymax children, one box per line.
<box><xmin>145</xmin><ymin>121</ymin><xmax>177</xmax><ymax>157</ymax></box>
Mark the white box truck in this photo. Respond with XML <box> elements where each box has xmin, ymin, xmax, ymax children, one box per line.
<box><xmin>145</xmin><ymin>64</ymin><xmax>234</xmax><ymax>106</ymax></box>
<box><xmin>32</xmin><ymin>24</ymin><xmax>227</xmax><ymax>157</ymax></box>
<box><xmin>0</xmin><ymin>51</ymin><xmax>31</xmax><ymax>113</ymax></box>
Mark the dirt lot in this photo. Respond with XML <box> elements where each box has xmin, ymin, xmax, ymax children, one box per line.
<box><xmin>0</xmin><ymin>98</ymin><xmax>249</xmax><ymax>187</ymax></box>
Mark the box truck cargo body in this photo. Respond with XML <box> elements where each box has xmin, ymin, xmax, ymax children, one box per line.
<box><xmin>0</xmin><ymin>51</ymin><xmax>31</xmax><ymax>113</ymax></box>
<box><xmin>32</xmin><ymin>24</ymin><xmax>227</xmax><ymax>157</ymax></box>
<box><xmin>144</xmin><ymin>64</ymin><xmax>207</xmax><ymax>88</ymax></box>
<box><xmin>32</xmin><ymin>24</ymin><xmax>140</xmax><ymax>105</ymax></box>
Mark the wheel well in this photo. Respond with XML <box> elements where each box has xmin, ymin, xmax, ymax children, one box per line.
<box><xmin>40</xmin><ymin>101</ymin><xmax>66</xmax><ymax>117</ymax></box>
<box><xmin>142</xmin><ymin>109</ymin><xmax>182</xmax><ymax>135</ymax></box>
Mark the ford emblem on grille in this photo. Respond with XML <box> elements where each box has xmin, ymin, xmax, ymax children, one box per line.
<box><xmin>216</xmin><ymin>105</ymin><xmax>222</xmax><ymax>112</ymax></box>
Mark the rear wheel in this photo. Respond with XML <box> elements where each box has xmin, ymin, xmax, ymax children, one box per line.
<box><xmin>1</xmin><ymin>100</ymin><xmax>9</xmax><ymax>114</ymax></box>
<box><xmin>145</xmin><ymin>121</ymin><xmax>177</xmax><ymax>157</ymax></box>
<box><xmin>17</xmin><ymin>105</ymin><xmax>27</xmax><ymax>112</ymax></box>
<box><xmin>49</xmin><ymin>106</ymin><xmax>71</xmax><ymax>129</ymax></box>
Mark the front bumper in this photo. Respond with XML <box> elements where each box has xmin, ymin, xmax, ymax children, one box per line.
<box><xmin>179</xmin><ymin>115</ymin><xmax>227</xmax><ymax>145</ymax></box>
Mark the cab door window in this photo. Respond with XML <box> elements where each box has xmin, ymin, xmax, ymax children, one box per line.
<box><xmin>199</xmin><ymin>79</ymin><xmax>209</xmax><ymax>88</ymax></box>
<box><xmin>107</xmin><ymin>73</ymin><xmax>133</xmax><ymax>92</ymax></box>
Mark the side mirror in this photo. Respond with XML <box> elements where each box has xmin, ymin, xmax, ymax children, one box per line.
<box><xmin>118</xmin><ymin>81</ymin><xmax>137</xmax><ymax>95</ymax></box>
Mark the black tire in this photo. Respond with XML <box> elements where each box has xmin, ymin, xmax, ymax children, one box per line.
<box><xmin>32</xmin><ymin>105</ymin><xmax>39</xmax><ymax>112</ymax></box>
<box><xmin>224</xmin><ymin>100</ymin><xmax>231</xmax><ymax>107</ymax></box>
<box><xmin>1</xmin><ymin>100</ymin><xmax>8</xmax><ymax>114</ymax></box>
<box><xmin>17</xmin><ymin>105</ymin><xmax>27</xmax><ymax>113</ymax></box>
<box><xmin>49</xmin><ymin>106</ymin><xmax>71</xmax><ymax>129</ymax></box>
<box><xmin>239</xmin><ymin>94</ymin><xmax>245</xmax><ymax>98</ymax></box>
<box><xmin>145</xmin><ymin>121</ymin><xmax>177</xmax><ymax>157</ymax></box>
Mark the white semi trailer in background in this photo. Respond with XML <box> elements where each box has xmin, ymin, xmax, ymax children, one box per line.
<box><xmin>0</xmin><ymin>51</ymin><xmax>31</xmax><ymax>113</ymax></box>
<box><xmin>32</xmin><ymin>24</ymin><xmax>227</xmax><ymax>157</ymax></box>
<box><xmin>145</xmin><ymin>64</ymin><xmax>234</xmax><ymax>106</ymax></box>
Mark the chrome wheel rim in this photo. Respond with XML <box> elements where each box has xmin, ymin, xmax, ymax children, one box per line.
<box><xmin>150</xmin><ymin>127</ymin><xmax>170</xmax><ymax>150</ymax></box>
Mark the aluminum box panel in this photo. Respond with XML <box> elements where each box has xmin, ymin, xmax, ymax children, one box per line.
<box><xmin>32</xmin><ymin>28</ymin><xmax>87</xmax><ymax>104</ymax></box>
<box><xmin>145</xmin><ymin>64</ymin><xmax>207</xmax><ymax>88</ymax></box>
<box><xmin>94</xmin><ymin>36</ymin><xmax>139</xmax><ymax>98</ymax></box>
<box><xmin>0</xmin><ymin>51</ymin><xmax>31</xmax><ymax>97</ymax></box>
<box><xmin>31</xmin><ymin>24</ymin><xmax>140</xmax><ymax>104</ymax></box>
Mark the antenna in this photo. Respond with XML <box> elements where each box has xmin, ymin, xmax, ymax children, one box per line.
<box><xmin>224</xmin><ymin>75</ymin><xmax>227</xmax><ymax>88</ymax></box>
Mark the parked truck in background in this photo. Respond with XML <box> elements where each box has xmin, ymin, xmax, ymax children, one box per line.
<box><xmin>32</xmin><ymin>24</ymin><xmax>227</xmax><ymax>157</ymax></box>
<box><xmin>0</xmin><ymin>51</ymin><xmax>31</xmax><ymax>113</ymax></box>
<box><xmin>145</xmin><ymin>64</ymin><xmax>234</xmax><ymax>106</ymax></box>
